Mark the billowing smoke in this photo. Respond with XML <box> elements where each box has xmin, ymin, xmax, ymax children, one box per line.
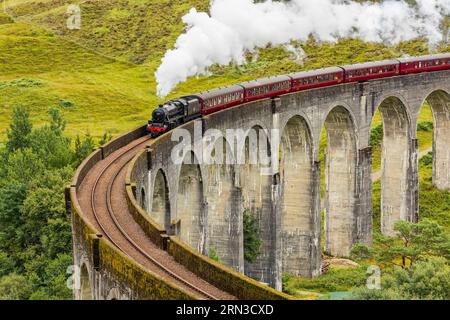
<box><xmin>155</xmin><ymin>0</ymin><xmax>450</xmax><ymax>97</ymax></box>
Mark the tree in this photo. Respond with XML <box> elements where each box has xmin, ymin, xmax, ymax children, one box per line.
<box><xmin>6</xmin><ymin>105</ymin><xmax>32</xmax><ymax>152</ymax></box>
<box><xmin>243</xmin><ymin>209</ymin><xmax>262</xmax><ymax>264</ymax></box>
<box><xmin>351</xmin><ymin>257</ymin><xmax>450</xmax><ymax>300</ymax></box>
<box><xmin>48</xmin><ymin>107</ymin><xmax>66</xmax><ymax>136</ymax></box>
<box><xmin>99</xmin><ymin>131</ymin><xmax>113</xmax><ymax>146</ymax></box>
<box><xmin>351</xmin><ymin>219</ymin><xmax>450</xmax><ymax>269</ymax></box>
<box><xmin>0</xmin><ymin>251</ymin><xmax>15</xmax><ymax>277</ymax></box>
<box><xmin>0</xmin><ymin>107</ymin><xmax>77</xmax><ymax>299</ymax></box>
<box><xmin>0</xmin><ymin>273</ymin><xmax>32</xmax><ymax>300</ymax></box>
<box><xmin>73</xmin><ymin>133</ymin><xmax>95</xmax><ymax>166</ymax></box>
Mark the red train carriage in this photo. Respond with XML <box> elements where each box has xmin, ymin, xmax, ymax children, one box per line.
<box><xmin>241</xmin><ymin>75</ymin><xmax>291</xmax><ymax>103</ymax></box>
<box><xmin>398</xmin><ymin>53</ymin><xmax>450</xmax><ymax>75</ymax></box>
<box><xmin>342</xmin><ymin>59</ymin><xmax>399</xmax><ymax>83</ymax></box>
<box><xmin>198</xmin><ymin>85</ymin><xmax>244</xmax><ymax>115</ymax></box>
<box><xmin>148</xmin><ymin>54</ymin><xmax>450</xmax><ymax>138</ymax></box>
<box><xmin>289</xmin><ymin>67</ymin><xmax>344</xmax><ymax>92</ymax></box>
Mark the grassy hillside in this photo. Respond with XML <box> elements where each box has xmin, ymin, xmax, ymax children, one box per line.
<box><xmin>1</xmin><ymin>0</ymin><xmax>448</xmax><ymax>143</ymax></box>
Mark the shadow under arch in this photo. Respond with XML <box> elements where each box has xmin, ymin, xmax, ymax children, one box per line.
<box><xmin>176</xmin><ymin>151</ymin><xmax>204</xmax><ymax>253</ymax></box>
<box><xmin>422</xmin><ymin>89</ymin><xmax>450</xmax><ymax>191</ymax></box>
<box><xmin>80</xmin><ymin>263</ymin><xmax>93</xmax><ymax>300</ymax></box>
<box><xmin>151</xmin><ymin>169</ymin><xmax>171</xmax><ymax>230</ymax></box>
<box><xmin>279</xmin><ymin>115</ymin><xmax>319</xmax><ymax>276</ymax></box>
<box><xmin>140</xmin><ymin>187</ymin><xmax>147</xmax><ymax>211</ymax></box>
<box><xmin>323</xmin><ymin>105</ymin><xmax>358</xmax><ymax>258</ymax></box>
<box><xmin>375</xmin><ymin>96</ymin><xmax>414</xmax><ymax>235</ymax></box>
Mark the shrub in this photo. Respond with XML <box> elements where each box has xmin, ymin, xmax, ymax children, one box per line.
<box><xmin>243</xmin><ymin>209</ymin><xmax>262</xmax><ymax>264</ymax></box>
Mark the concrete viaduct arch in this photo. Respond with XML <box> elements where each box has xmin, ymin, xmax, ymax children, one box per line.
<box><xmin>134</xmin><ymin>70</ymin><xmax>450</xmax><ymax>290</ymax></box>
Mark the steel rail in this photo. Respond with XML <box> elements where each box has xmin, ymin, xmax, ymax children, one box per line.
<box><xmin>90</xmin><ymin>138</ymin><xmax>219</xmax><ymax>300</ymax></box>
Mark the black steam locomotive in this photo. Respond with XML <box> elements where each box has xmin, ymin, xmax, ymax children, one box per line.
<box><xmin>147</xmin><ymin>96</ymin><xmax>202</xmax><ymax>137</ymax></box>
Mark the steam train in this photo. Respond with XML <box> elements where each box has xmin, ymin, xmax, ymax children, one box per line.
<box><xmin>147</xmin><ymin>53</ymin><xmax>450</xmax><ymax>137</ymax></box>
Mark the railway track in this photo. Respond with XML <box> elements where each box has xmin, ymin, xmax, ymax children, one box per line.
<box><xmin>78</xmin><ymin>136</ymin><xmax>235</xmax><ymax>300</ymax></box>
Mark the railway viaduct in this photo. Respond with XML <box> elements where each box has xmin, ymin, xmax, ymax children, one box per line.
<box><xmin>69</xmin><ymin>69</ymin><xmax>449</xmax><ymax>299</ymax></box>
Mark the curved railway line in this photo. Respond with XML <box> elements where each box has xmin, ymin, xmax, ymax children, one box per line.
<box><xmin>77</xmin><ymin>135</ymin><xmax>235</xmax><ymax>300</ymax></box>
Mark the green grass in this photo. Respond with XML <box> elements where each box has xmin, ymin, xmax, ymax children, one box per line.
<box><xmin>0</xmin><ymin>21</ymin><xmax>153</xmax><ymax>141</ymax></box>
<box><xmin>1</xmin><ymin>0</ymin><xmax>448</xmax><ymax>143</ymax></box>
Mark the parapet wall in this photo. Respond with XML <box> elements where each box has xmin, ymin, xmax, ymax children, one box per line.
<box><xmin>69</xmin><ymin>126</ymin><xmax>197</xmax><ymax>300</ymax></box>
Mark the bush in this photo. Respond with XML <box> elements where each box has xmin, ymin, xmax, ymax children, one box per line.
<box><xmin>243</xmin><ymin>209</ymin><xmax>262</xmax><ymax>264</ymax></box>
<box><xmin>370</xmin><ymin>124</ymin><xmax>383</xmax><ymax>148</ymax></box>
<box><xmin>208</xmin><ymin>248</ymin><xmax>220</xmax><ymax>263</ymax></box>
<box><xmin>419</xmin><ymin>152</ymin><xmax>433</xmax><ymax>167</ymax></box>
<box><xmin>351</xmin><ymin>258</ymin><xmax>450</xmax><ymax>300</ymax></box>
<box><xmin>0</xmin><ymin>273</ymin><xmax>32</xmax><ymax>300</ymax></box>
<box><xmin>417</xmin><ymin>121</ymin><xmax>433</xmax><ymax>132</ymax></box>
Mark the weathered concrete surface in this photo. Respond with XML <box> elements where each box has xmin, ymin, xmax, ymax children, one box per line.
<box><xmin>176</xmin><ymin>152</ymin><xmax>205</xmax><ymax>253</ymax></box>
<box><xmin>150</xmin><ymin>169</ymin><xmax>170</xmax><ymax>229</ymax></box>
<box><xmin>324</xmin><ymin>106</ymin><xmax>357</xmax><ymax>257</ymax></box>
<box><xmin>427</xmin><ymin>90</ymin><xmax>450</xmax><ymax>191</ymax></box>
<box><xmin>279</xmin><ymin>115</ymin><xmax>316</xmax><ymax>276</ymax></box>
<box><xmin>206</xmin><ymin>137</ymin><xmax>243</xmax><ymax>272</ymax></box>
<box><xmin>131</xmin><ymin>70</ymin><xmax>450</xmax><ymax>289</ymax></box>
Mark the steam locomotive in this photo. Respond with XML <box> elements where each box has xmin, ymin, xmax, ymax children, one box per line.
<box><xmin>148</xmin><ymin>53</ymin><xmax>450</xmax><ymax>137</ymax></box>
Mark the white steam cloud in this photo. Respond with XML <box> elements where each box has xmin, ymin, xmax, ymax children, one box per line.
<box><xmin>155</xmin><ymin>0</ymin><xmax>450</xmax><ymax>97</ymax></box>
